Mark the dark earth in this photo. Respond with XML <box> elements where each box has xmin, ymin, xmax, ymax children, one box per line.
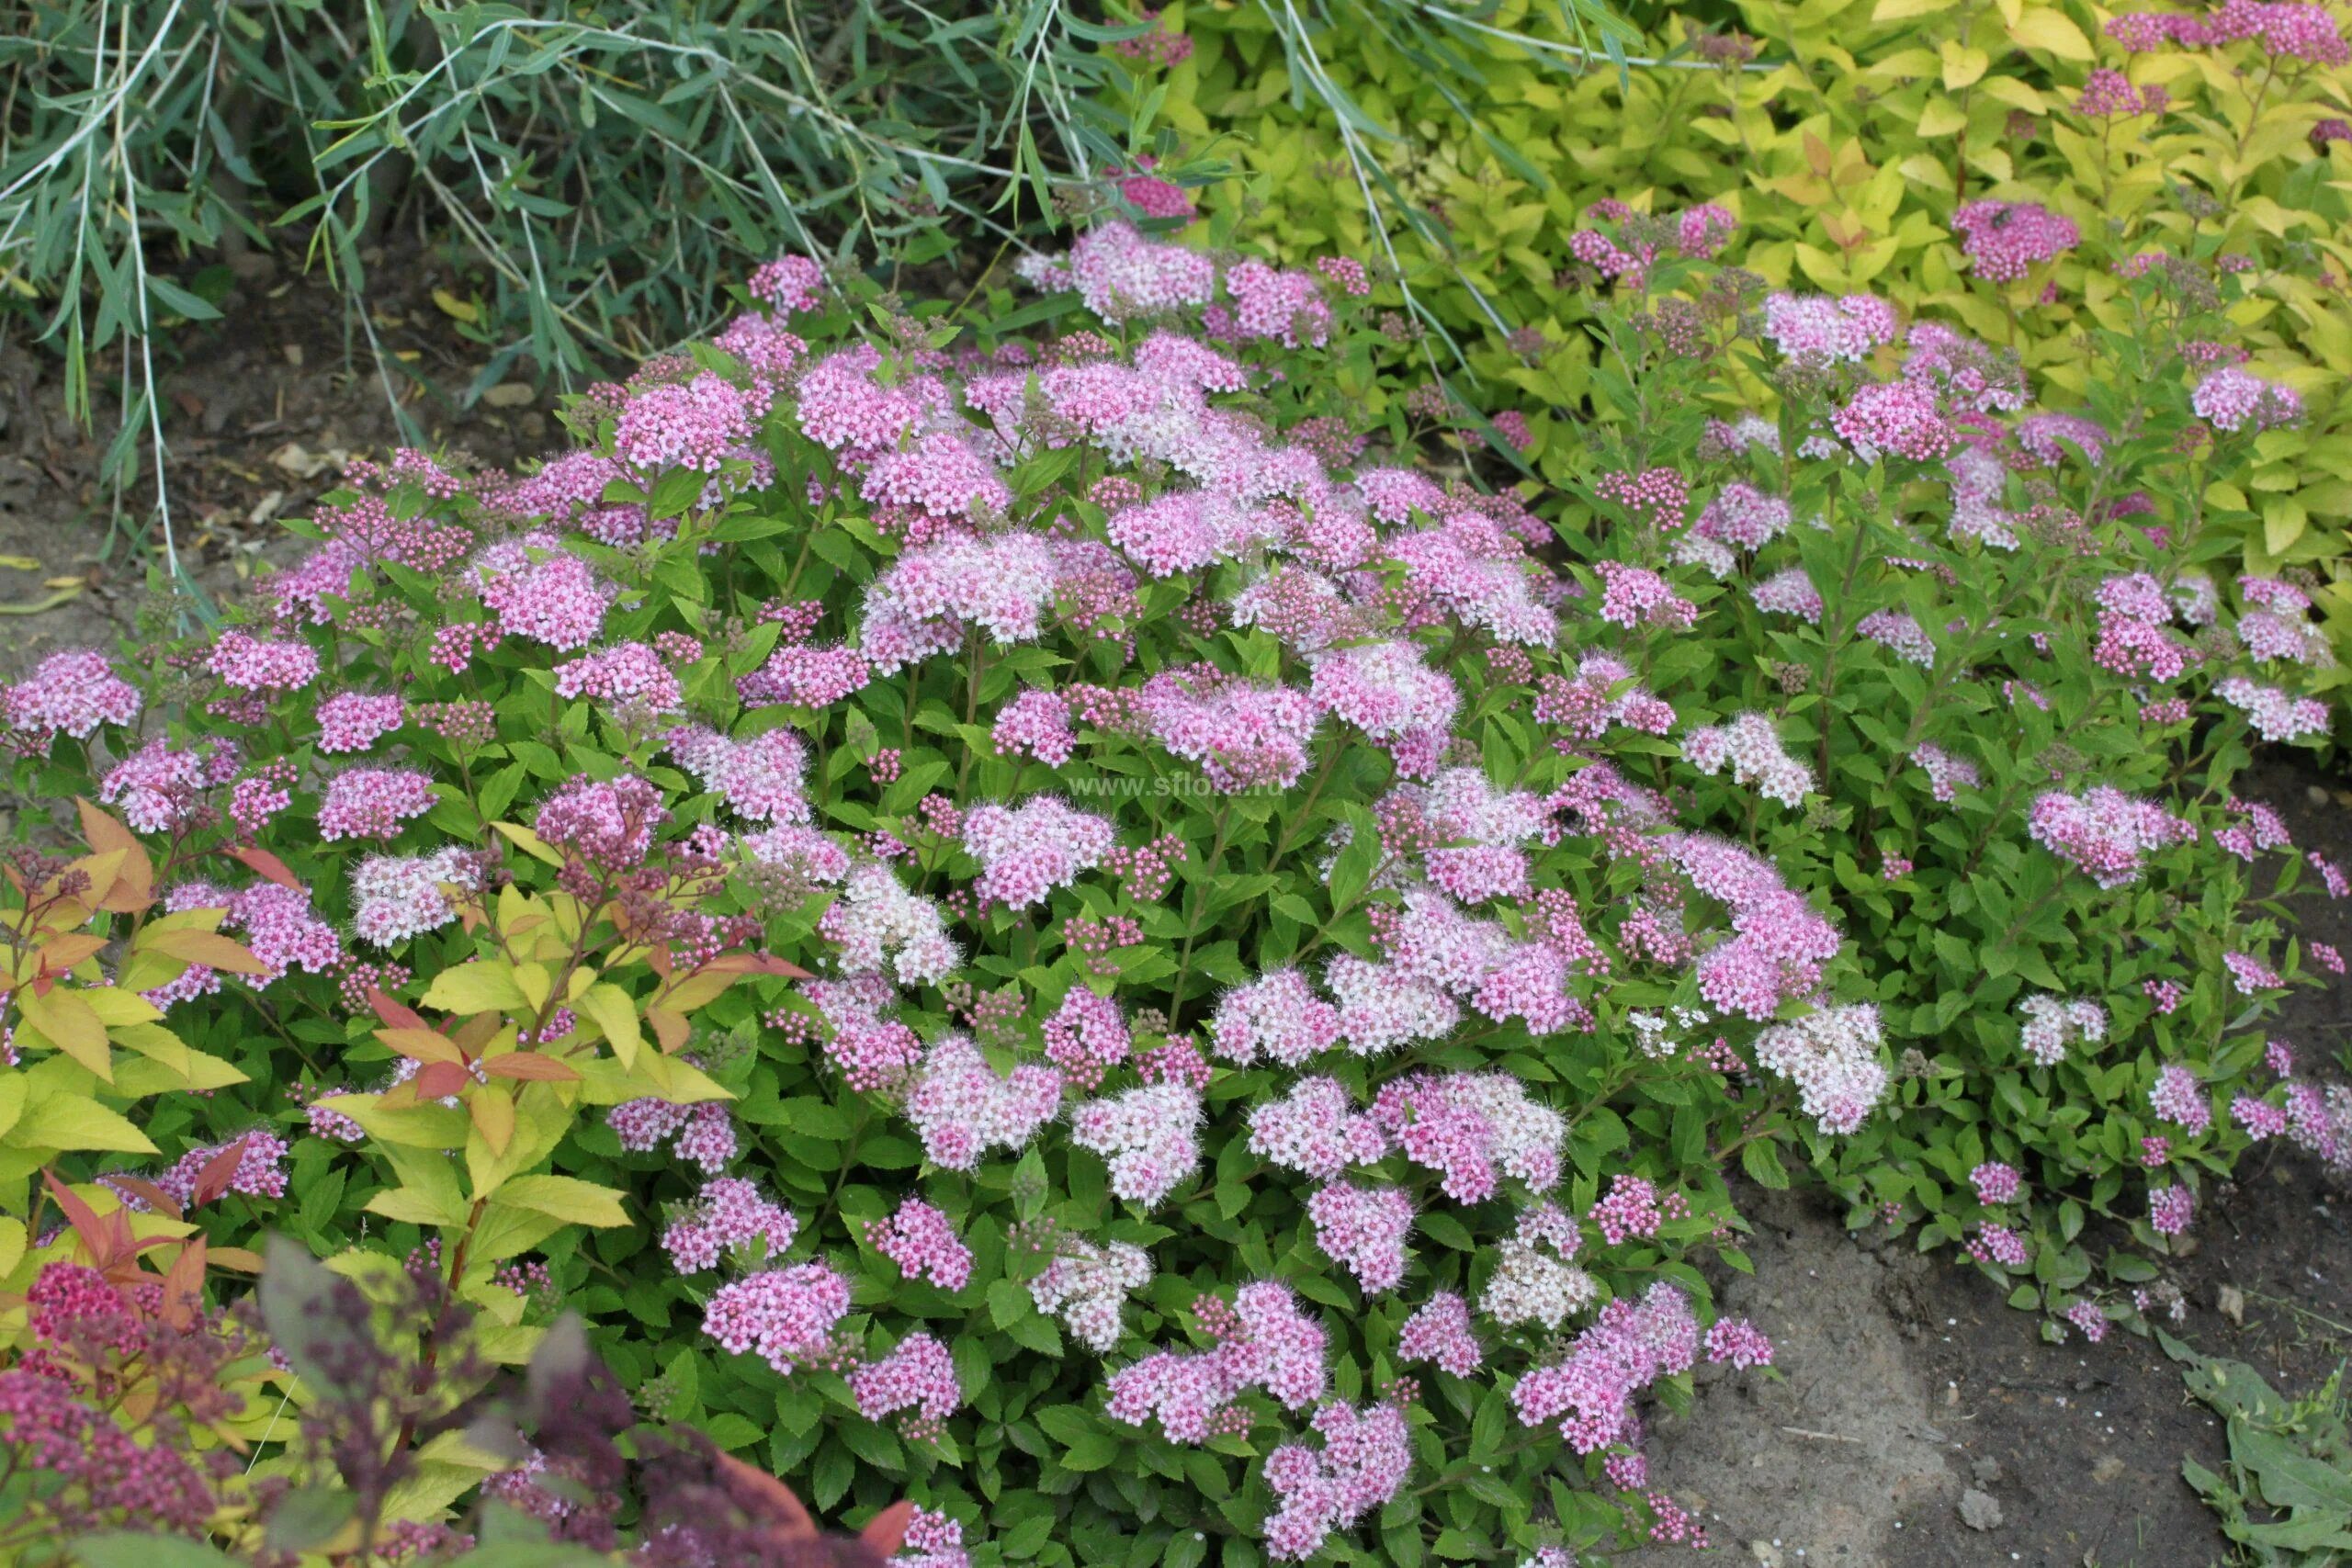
<box><xmin>3</xmin><ymin>259</ymin><xmax>2347</xmax><ymax>1568</ymax></box>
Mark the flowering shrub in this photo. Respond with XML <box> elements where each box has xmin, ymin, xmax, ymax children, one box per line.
<box><xmin>3</xmin><ymin>208</ymin><xmax>2342</xmax><ymax>1562</ymax></box>
<box><xmin>1130</xmin><ymin>0</ymin><xmax>2352</xmax><ymax>675</ymax></box>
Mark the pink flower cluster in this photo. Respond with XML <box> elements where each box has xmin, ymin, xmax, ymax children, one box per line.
<box><xmin>960</xmin><ymin>795</ymin><xmax>1116</xmax><ymax>908</ymax></box>
<box><xmin>1261</xmin><ymin>1401</ymin><xmax>1414</xmax><ymax>1561</ymax></box>
<box><xmin>903</xmin><ymin>1034</ymin><xmax>1062</xmax><ymax>1171</ymax></box>
<box><xmin>1511</xmin><ymin>1282</ymin><xmax>1699</xmax><ymax>1452</ymax></box>
<box><xmin>4</xmin><ymin>649</ymin><xmax>141</xmax><ymax>740</ymax></box>
<box><xmin>662</xmin><ymin>1178</ymin><xmax>799</xmax><ymax>1273</ymax></box>
<box><xmin>1951</xmin><ymin>201</ymin><xmax>2079</xmax><ymax>281</ymax></box>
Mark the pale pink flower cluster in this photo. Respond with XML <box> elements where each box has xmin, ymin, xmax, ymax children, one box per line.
<box><xmin>1760</xmin><ymin>292</ymin><xmax>1899</xmax><ymax>366</ymax></box>
<box><xmin>1406</xmin><ymin>767</ymin><xmax>1550</xmax><ymax>903</ymax></box>
<box><xmin>1246</xmin><ymin>1077</ymin><xmax>1390</xmax><ymax>1179</ymax></box>
<box><xmin>1397</xmin><ymin>1291</ymin><xmax>1484</xmax><ymax>1376</ymax></box>
<box><xmin>2017</xmin><ymin>994</ymin><xmax>2107</xmax><ymax>1066</ymax></box>
<box><xmin>2149</xmin><ymin>1064</ymin><xmax>2212</xmax><ymax>1134</ymax></box>
<box><xmin>1750</xmin><ymin>567</ymin><xmax>1824</xmax><ymax>623</ymax></box>
<box><xmin>3</xmin><ymin>649</ymin><xmax>141</xmax><ymax>739</ymax></box>
<box><xmin>1951</xmin><ymin>201</ymin><xmax>2079</xmax><ymax>281</ymax></box>
<box><xmin>99</xmin><ymin>739</ymin><xmax>236</xmax><ymax>833</ymax></box>
<box><xmin>314</xmin><ymin>692</ymin><xmax>405</xmax><ymax>753</ymax></box>
<box><xmin>1593</xmin><ymin>560</ymin><xmax>1696</xmax><ymax>629</ymax></box>
<box><xmin>472</xmin><ymin>534</ymin><xmax>610</xmax><ymax>650</ymax></box>
<box><xmin>1833</xmin><ymin>377</ymin><xmax>1955</xmax><ymax>463</ymax></box>
<box><xmin>351</xmin><ymin>847</ymin><xmax>480</xmax><ymax>946</ymax></box>
<box><xmin>1750</xmin><ymin>1003</ymin><xmax>1889</xmax><ymax>1134</ymax></box>
<box><xmin>1030</xmin><ymin>1237</ymin><xmax>1154</xmax><ymax>1353</ymax></box>
<box><xmin>862</xmin><ymin>434</ymin><xmax>1012</xmax><ymax>538</ymax></box>
<box><xmin>2215</xmin><ymin>676</ymin><xmax>2328</xmax><ymax>743</ymax></box>
<box><xmin>2148</xmin><ymin>1184</ymin><xmax>2195</xmax><ymax>1236</ymax></box>
<box><xmin>1971</xmin><ymin>1161</ymin><xmax>2021</xmax><ymax>1204</ymax></box>
<box><xmin>1908</xmin><ymin>742</ymin><xmax>1980</xmax><ymax>802</ymax></box>
<box><xmin>209</xmin><ymin>629</ymin><xmax>321</xmax><ymax>694</ymax></box>
<box><xmin>818</xmin><ymin>863</ymin><xmax>958</xmax><ymax>985</ymax></box>
<box><xmin>607</xmin><ymin>1097</ymin><xmax>737</xmax><ymax>1174</ymax></box>
<box><xmin>1214</xmin><ymin>968</ymin><xmax>1345</xmax><ymax>1066</ymax></box>
<box><xmin>2223</xmin><ymin>950</ymin><xmax>2283</xmax><ymax>994</ymax></box>
<box><xmin>859</xmin><ymin>529</ymin><xmax>1060</xmax><ymax>670</ymax></box>
<box><xmin>1903</xmin><ymin>323</ymin><xmax>2028</xmax><ymax>413</ymax></box>
<box><xmin>2235</xmin><ymin>577</ymin><xmax>2329</xmax><ymax>665</ymax></box>
<box><xmin>1306</xmin><ymin>1180</ymin><xmax>1416</xmax><ymax>1292</ymax></box>
<box><xmin>553</xmin><ymin>642</ymin><xmax>684</xmax><ymax>713</ymax></box>
<box><xmin>1307</xmin><ymin>640</ymin><xmax>1460</xmax><ymax>778</ymax></box>
<box><xmin>1669</xmin><ymin>839</ymin><xmax>1841</xmax><ymax>1021</ymax></box>
<box><xmin>1104</xmin><ymin>1281</ymin><xmax>1328</xmax><ymax>1441</ymax></box>
<box><xmin>1373</xmin><ymin>1070</ymin><xmax>1564</xmax><ymax>1202</ymax></box>
<box><xmin>1857</xmin><ymin>609</ymin><xmax>1935</xmax><ymax>667</ymax></box>
<box><xmin>1261</xmin><ymin>1400</ymin><xmax>1413</xmax><ymax>1561</ymax></box>
<box><xmin>2028</xmin><ymin>785</ymin><xmax>2196</xmax><ymax>886</ymax></box>
<box><xmin>903</xmin><ymin>1033</ymin><xmax>1062</xmax><ymax>1171</ymax></box>
<box><xmin>1533</xmin><ymin>655</ymin><xmax>1675</xmax><ymax>739</ymax></box>
<box><xmin>2191</xmin><ymin>366</ymin><xmax>2301</xmax><ymax>434</ymax></box>
<box><xmin>1705</xmin><ymin>1318</ymin><xmax>1775</xmax><ymax>1370</ymax></box>
<box><xmin>1132</xmin><ymin>669</ymin><xmax>1320</xmax><ymax>791</ymax></box>
<box><xmin>316</xmin><ymin>766</ymin><xmax>436</xmax><ymax>841</ymax></box>
<box><xmin>665</xmin><ymin>724</ymin><xmax>811</xmax><ymax>825</ymax></box>
<box><xmin>1069</xmin><ymin>1082</ymin><xmax>1203</xmax><ymax>1208</ymax></box>
<box><xmin>739</xmin><ymin>642</ymin><xmax>873</xmax><ymax>709</ymax></box>
<box><xmin>748</xmin><ymin>254</ymin><xmax>827</xmax><ymax>313</ymax></box>
<box><xmin>1683</xmin><ymin>711</ymin><xmax>1814</xmax><ymax>807</ymax></box>
<box><xmin>890</xmin><ymin>1507</ymin><xmax>970</xmax><ymax>1568</ymax></box>
<box><xmin>1042</xmin><ymin>987</ymin><xmax>1131</xmax><ymax>1089</ymax></box>
<box><xmin>960</xmin><ymin>795</ymin><xmax>1116</xmax><ymax>908</ymax></box>
<box><xmin>613</xmin><ymin>373</ymin><xmax>761</xmax><ymax>474</ymax></box>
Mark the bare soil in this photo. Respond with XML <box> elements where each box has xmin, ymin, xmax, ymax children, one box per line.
<box><xmin>5</xmin><ymin>265</ymin><xmax>2348</xmax><ymax>1568</ymax></box>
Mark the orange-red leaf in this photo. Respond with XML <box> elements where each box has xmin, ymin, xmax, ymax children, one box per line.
<box><xmin>105</xmin><ymin>1175</ymin><xmax>182</xmax><ymax>1221</ymax></box>
<box><xmin>74</xmin><ymin>798</ymin><xmax>139</xmax><ymax>859</ymax></box>
<box><xmin>648</xmin><ymin>1007</ymin><xmax>691</xmax><ymax>1054</ymax></box>
<box><xmin>190</xmin><ymin>1137</ymin><xmax>252</xmax><ymax>1208</ymax></box>
<box><xmin>223</xmin><ymin>843</ymin><xmax>301</xmax><ymax>890</ymax></box>
<box><xmin>158</xmin><ymin>1235</ymin><xmax>208</xmax><ymax>1330</ymax></box>
<box><xmin>368</xmin><ymin>987</ymin><xmax>431</xmax><ymax>1032</ymax></box>
<box><xmin>414</xmin><ymin>1062</ymin><xmax>469</xmax><ymax>1100</ymax></box>
<box><xmin>859</xmin><ymin>1501</ymin><xmax>915</xmax><ymax>1554</ymax></box>
<box><xmin>36</xmin><ymin>933</ymin><xmax>109</xmax><ymax>973</ymax></box>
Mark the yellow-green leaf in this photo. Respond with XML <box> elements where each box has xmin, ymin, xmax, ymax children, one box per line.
<box><xmin>496</xmin><ymin>1174</ymin><xmax>630</xmax><ymax>1227</ymax></box>
<box><xmin>17</xmin><ymin>987</ymin><xmax>112</xmax><ymax>1079</ymax></box>
<box><xmin>491</xmin><ymin>820</ymin><xmax>566</xmax><ymax>867</ymax></box>
<box><xmin>422</xmin><ymin>960</ymin><xmax>529</xmax><ymax>1017</ymax></box>
<box><xmin>2007</xmin><ymin>7</ymin><xmax>2094</xmax><ymax>59</ymax></box>
<box><xmin>365</xmin><ymin>1186</ymin><xmax>469</xmax><ymax>1227</ymax></box>
<box><xmin>576</xmin><ymin>982</ymin><xmax>642</xmax><ymax>1069</ymax></box>
<box><xmin>7</xmin><ymin>1093</ymin><xmax>157</xmax><ymax>1155</ymax></box>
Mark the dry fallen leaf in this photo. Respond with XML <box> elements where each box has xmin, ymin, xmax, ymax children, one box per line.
<box><xmin>2217</xmin><ymin>1282</ymin><xmax>2245</xmax><ymax>1325</ymax></box>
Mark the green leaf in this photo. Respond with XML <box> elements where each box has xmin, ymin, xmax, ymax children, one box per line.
<box><xmin>1740</xmin><ymin>1139</ymin><xmax>1790</xmax><ymax>1190</ymax></box>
